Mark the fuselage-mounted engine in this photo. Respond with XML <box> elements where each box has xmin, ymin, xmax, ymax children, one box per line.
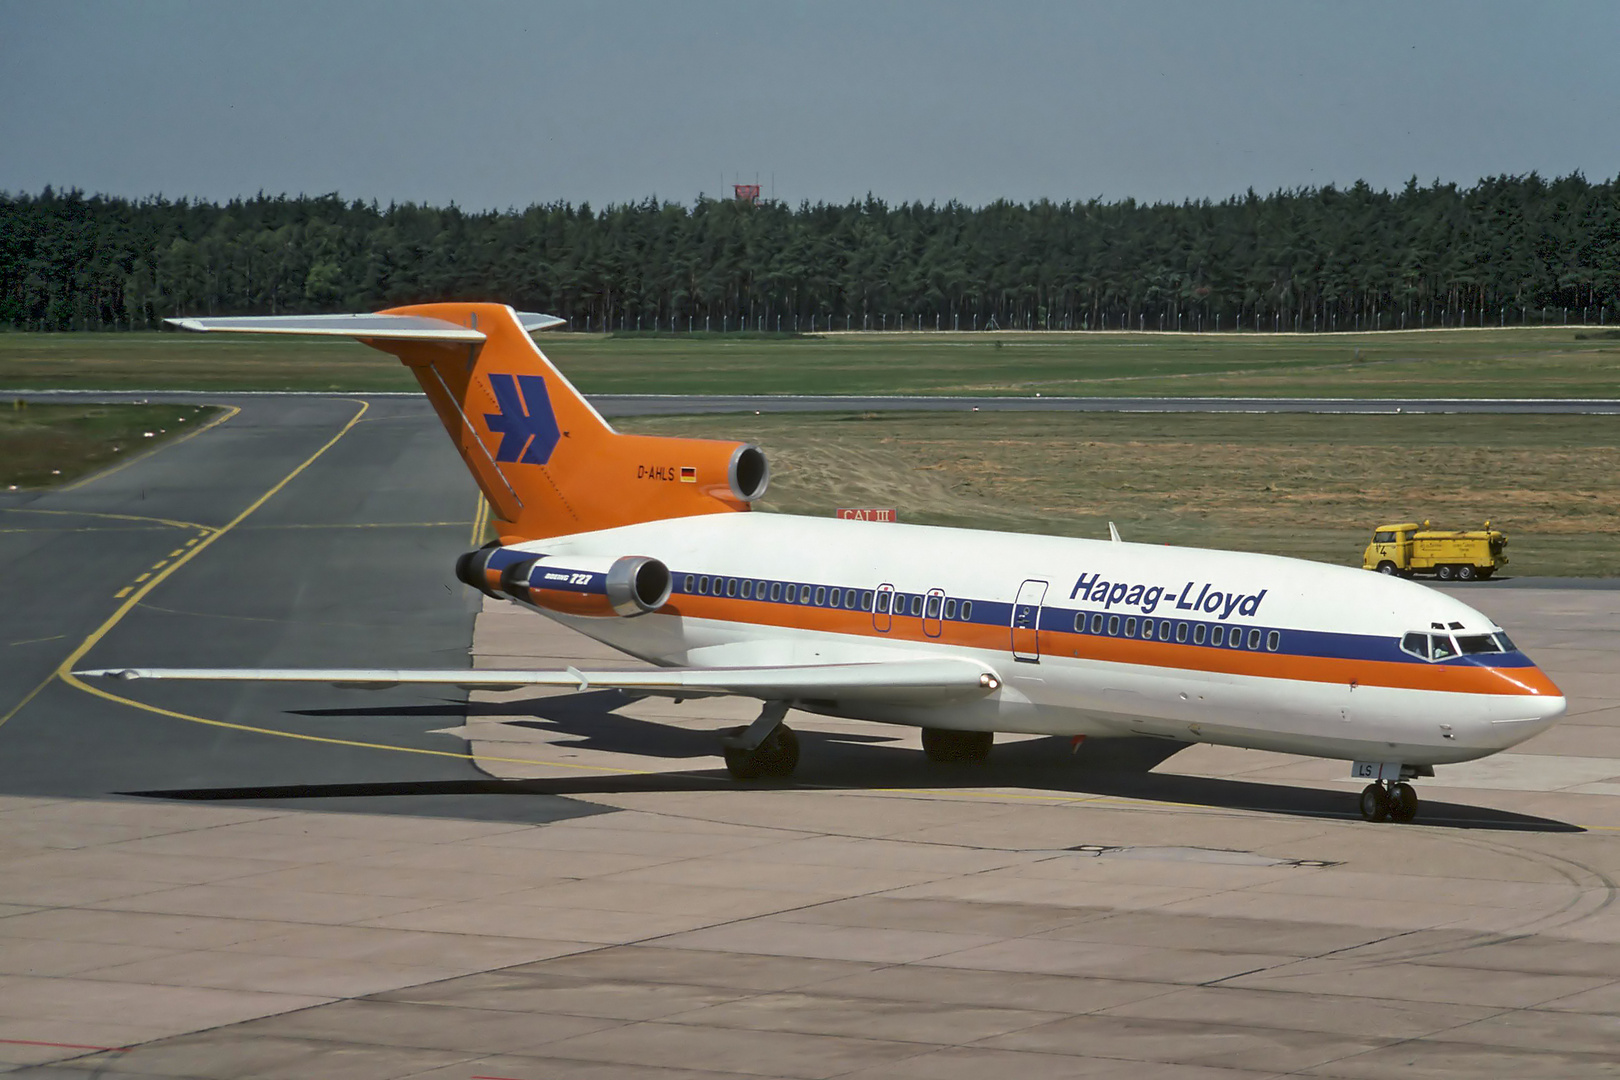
<box><xmin>455</xmin><ymin>548</ymin><xmax>671</xmax><ymax>617</ymax></box>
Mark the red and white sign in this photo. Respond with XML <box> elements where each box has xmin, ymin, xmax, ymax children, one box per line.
<box><xmin>836</xmin><ymin>508</ymin><xmax>898</xmax><ymax>522</ymax></box>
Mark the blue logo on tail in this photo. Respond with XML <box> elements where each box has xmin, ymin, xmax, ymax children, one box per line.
<box><xmin>485</xmin><ymin>373</ymin><xmax>561</xmax><ymax>465</ymax></box>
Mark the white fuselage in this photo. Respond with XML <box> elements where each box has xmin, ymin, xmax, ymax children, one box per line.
<box><xmin>499</xmin><ymin>512</ymin><xmax>1565</xmax><ymax>769</ymax></box>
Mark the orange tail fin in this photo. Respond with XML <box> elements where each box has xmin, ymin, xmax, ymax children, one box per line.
<box><xmin>372</xmin><ymin>303</ymin><xmax>765</xmax><ymax>541</ymax></box>
<box><xmin>167</xmin><ymin>303</ymin><xmax>767</xmax><ymax>541</ymax></box>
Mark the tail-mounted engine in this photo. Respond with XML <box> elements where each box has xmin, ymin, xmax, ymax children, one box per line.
<box><xmin>455</xmin><ymin>548</ymin><xmax>672</xmax><ymax>617</ymax></box>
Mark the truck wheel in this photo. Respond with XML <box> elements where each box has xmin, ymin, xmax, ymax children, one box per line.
<box><xmin>1376</xmin><ymin>561</ymin><xmax>1397</xmax><ymax>575</ymax></box>
<box><xmin>1458</xmin><ymin>565</ymin><xmax>1477</xmax><ymax>581</ymax></box>
<box><xmin>1436</xmin><ymin>565</ymin><xmax>1455</xmax><ymax>581</ymax></box>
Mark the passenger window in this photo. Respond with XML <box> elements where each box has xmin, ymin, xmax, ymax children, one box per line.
<box><xmin>1159</xmin><ymin>620</ymin><xmax>1171</xmax><ymax>640</ymax></box>
<box><xmin>1090</xmin><ymin>613</ymin><xmax>1103</xmax><ymax>633</ymax></box>
<box><xmin>698</xmin><ymin>575</ymin><xmax>710</xmax><ymax>595</ymax></box>
<box><xmin>1073</xmin><ymin>612</ymin><xmax>1086</xmax><ymax>632</ymax></box>
<box><xmin>926</xmin><ymin>595</ymin><xmax>942</xmax><ymax>618</ymax></box>
<box><xmin>726</xmin><ymin>578</ymin><xmax>738</xmax><ymax>597</ymax></box>
<box><xmin>814</xmin><ymin>586</ymin><xmax>827</xmax><ymax>605</ymax></box>
<box><xmin>1193</xmin><ymin>624</ymin><xmax>1206</xmax><ymax>645</ymax></box>
<box><xmin>770</xmin><ymin>582</ymin><xmax>782</xmax><ymax>602</ymax></box>
<box><xmin>1247</xmin><ymin>629</ymin><xmax>1261</xmax><ymax>650</ymax></box>
<box><xmin>741</xmin><ymin>580</ymin><xmax>753</xmax><ymax>599</ymax></box>
<box><xmin>757</xmin><ymin>580</ymin><xmax>768</xmax><ymax>597</ymax></box>
<box><xmin>683</xmin><ymin>574</ymin><xmax>695</xmax><ymax>592</ymax></box>
<box><xmin>1124</xmin><ymin>617</ymin><xmax>1137</xmax><ymax>637</ymax></box>
<box><xmin>1175</xmin><ymin>622</ymin><xmax>1188</xmax><ymax>643</ymax></box>
<box><xmin>799</xmin><ymin>585</ymin><xmax>813</xmax><ymax>604</ymax></box>
<box><xmin>861</xmin><ymin>590</ymin><xmax>874</xmax><ymax>610</ymax></box>
<box><xmin>1107</xmin><ymin>615</ymin><xmax>1120</xmax><ymax>635</ymax></box>
<box><xmin>910</xmin><ymin>595</ymin><xmax>923</xmax><ymax>616</ymax></box>
<box><xmin>1266</xmin><ymin>630</ymin><xmax>1280</xmax><ymax>651</ymax></box>
<box><xmin>947</xmin><ymin>599</ymin><xmax>959</xmax><ymax>620</ymax></box>
<box><xmin>1142</xmin><ymin>620</ymin><xmax>1154</xmax><ymax>640</ymax></box>
<box><xmin>1212</xmin><ymin>626</ymin><xmax>1225</xmax><ymax>646</ymax></box>
<box><xmin>845</xmin><ymin>589</ymin><xmax>858</xmax><ymax>608</ymax></box>
<box><xmin>876</xmin><ymin>591</ymin><xmax>891</xmax><ymax>613</ymax></box>
<box><xmin>961</xmin><ymin>601</ymin><xmax>973</xmax><ymax>620</ymax></box>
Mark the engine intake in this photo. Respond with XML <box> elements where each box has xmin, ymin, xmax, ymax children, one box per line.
<box><xmin>605</xmin><ymin>555</ymin><xmax>673</xmax><ymax>616</ymax></box>
<box><xmin>729</xmin><ymin>444</ymin><xmax>770</xmax><ymax>502</ymax></box>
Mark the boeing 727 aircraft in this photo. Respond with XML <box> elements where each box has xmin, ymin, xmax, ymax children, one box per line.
<box><xmin>81</xmin><ymin>303</ymin><xmax>1566</xmax><ymax>823</ymax></box>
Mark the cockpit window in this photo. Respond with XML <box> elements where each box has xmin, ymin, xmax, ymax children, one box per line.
<box><xmin>1404</xmin><ymin>629</ymin><xmax>1514</xmax><ymax>661</ymax></box>
<box><xmin>1456</xmin><ymin>634</ymin><xmax>1509</xmax><ymax>655</ymax></box>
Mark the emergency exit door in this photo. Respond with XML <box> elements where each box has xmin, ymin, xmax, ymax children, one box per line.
<box><xmin>1011</xmin><ymin>579</ymin><xmax>1048</xmax><ymax>662</ymax></box>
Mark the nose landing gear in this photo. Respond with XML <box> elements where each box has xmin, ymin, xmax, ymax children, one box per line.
<box><xmin>1359</xmin><ymin>780</ymin><xmax>1419</xmax><ymax>823</ymax></box>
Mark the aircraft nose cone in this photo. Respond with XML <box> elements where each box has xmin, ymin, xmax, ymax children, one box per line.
<box><xmin>1480</xmin><ymin>679</ymin><xmax>1565</xmax><ymax>751</ymax></box>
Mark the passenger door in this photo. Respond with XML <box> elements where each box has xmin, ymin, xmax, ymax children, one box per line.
<box><xmin>1011</xmin><ymin>579</ymin><xmax>1048</xmax><ymax>662</ymax></box>
<box><xmin>873</xmin><ymin>583</ymin><xmax>894</xmax><ymax>633</ymax></box>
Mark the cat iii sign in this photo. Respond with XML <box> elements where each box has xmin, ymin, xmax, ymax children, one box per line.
<box><xmin>836</xmin><ymin>508</ymin><xmax>899</xmax><ymax>522</ymax></box>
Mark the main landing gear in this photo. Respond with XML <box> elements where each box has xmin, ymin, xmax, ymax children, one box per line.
<box><xmin>720</xmin><ymin>701</ymin><xmax>799</xmax><ymax>780</ymax></box>
<box><xmin>1359</xmin><ymin>779</ymin><xmax>1419</xmax><ymax>823</ymax></box>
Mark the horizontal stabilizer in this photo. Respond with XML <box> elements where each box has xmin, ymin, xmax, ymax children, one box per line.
<box><xmin>77</xmin><ymin>657</ymin><xmax>1002</xmax><ymax>705</ymax></box>
<box><xmin>164</xmin><ymin>311</ymin><xmax>564</xmax><ymax>340</ymax></box>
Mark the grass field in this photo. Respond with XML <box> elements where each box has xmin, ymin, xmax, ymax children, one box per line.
<box><xmin>0</xmin><ymin>401</ymin><xmax>222</xmax><ymax>489</ymax></box>
<box><xmin>0</xmin><ymin>327</ymin><xmax>1616</xmax><ymax>397</ymax></box>
<box><xmin>618</xmin><ymin>411</ymin><xmax>1620</xmax><ymax>577</ymax></box>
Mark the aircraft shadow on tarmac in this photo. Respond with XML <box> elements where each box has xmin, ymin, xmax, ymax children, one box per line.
<box><xmin>124</xmin><ymin>690</ymin><xmax>1583</xmax><ymax>835</ymax></box>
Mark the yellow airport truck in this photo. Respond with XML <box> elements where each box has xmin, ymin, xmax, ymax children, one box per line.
<box><xmin>1363</xmin><ymin>521</ymin><xmax>1507</xmax><ymax>581</ymax></box>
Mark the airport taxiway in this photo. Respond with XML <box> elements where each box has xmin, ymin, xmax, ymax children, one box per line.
<box><xmin>2</xmin><ymin>396</ymin><xmax>1619</xmax><ymax>1078</ymax></box>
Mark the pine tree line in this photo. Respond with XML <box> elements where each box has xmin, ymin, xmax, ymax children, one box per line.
<box><xmin>3</xmin><ymin>174</ymin><xmax>1618</xmax><ymax>333</ymax></box>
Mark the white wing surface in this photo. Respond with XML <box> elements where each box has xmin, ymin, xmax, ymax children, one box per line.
<box><xmin>77</xmin><ymin>658</ymin><xmax>1002</xmax><ymax>706</ymax></box>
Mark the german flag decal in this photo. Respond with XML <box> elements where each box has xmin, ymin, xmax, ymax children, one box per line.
<box><xmin>680</xmin><ymin>466</ymin><xmax>697</xmax><ymax>483</ymax></box>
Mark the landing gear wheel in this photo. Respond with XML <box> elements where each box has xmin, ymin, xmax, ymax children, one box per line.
<box><xmin>1436</xmin><ymin>564</ymin><xmax>1455</xmax><ymax>581</ymax></box>
<box><xmin>1359</xmin><ymin>783</ymin><xmax>1391</xmax><ymax>822</ymax></box>
<box><xmin>921</xmin><ymin>728</ymin><xmax>994</xmax><ymax>763</ymax></box>
<box><xmin>1388</xmin><ymin>782</ymin><xmax>1419</xmax><ymax>823</ymax></box>
<box><xmin>1376</xmin><ymin>561</ymin><xmax>1397</xmax><ymax>575</ymax></box>
<box><xmin>722</xmin><ymin>724</ymin><xmax>800</xmax><ymax>780</ymax></box>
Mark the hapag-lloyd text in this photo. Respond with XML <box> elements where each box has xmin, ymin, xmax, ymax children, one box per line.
<box><xmin>1070</xmin><ymin>572</ymin><xmax>1267</xmax><ymax>619</ymax></box>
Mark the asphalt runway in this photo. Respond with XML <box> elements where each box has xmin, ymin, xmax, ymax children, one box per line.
<box><xmin>2</xmin><ymin>393</ymin><xmax>1619</xmax><ymax>1078</ymax></box>
<box><xmin>0</xmin><ymin>395</ymin><xmax>592</xmax><ymax>823</ymax></box>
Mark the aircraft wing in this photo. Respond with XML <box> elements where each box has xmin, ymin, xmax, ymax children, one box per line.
<box><xmin>76</xmin><ymin>657</ymin><xmax>1002</xmax><ymax>706</ymax></box>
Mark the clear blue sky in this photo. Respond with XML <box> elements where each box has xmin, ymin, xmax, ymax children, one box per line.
<box><xmin>3</xmin><ymin>0</ymin><xmax>1616</xmax><ymax>209</ymax></box>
